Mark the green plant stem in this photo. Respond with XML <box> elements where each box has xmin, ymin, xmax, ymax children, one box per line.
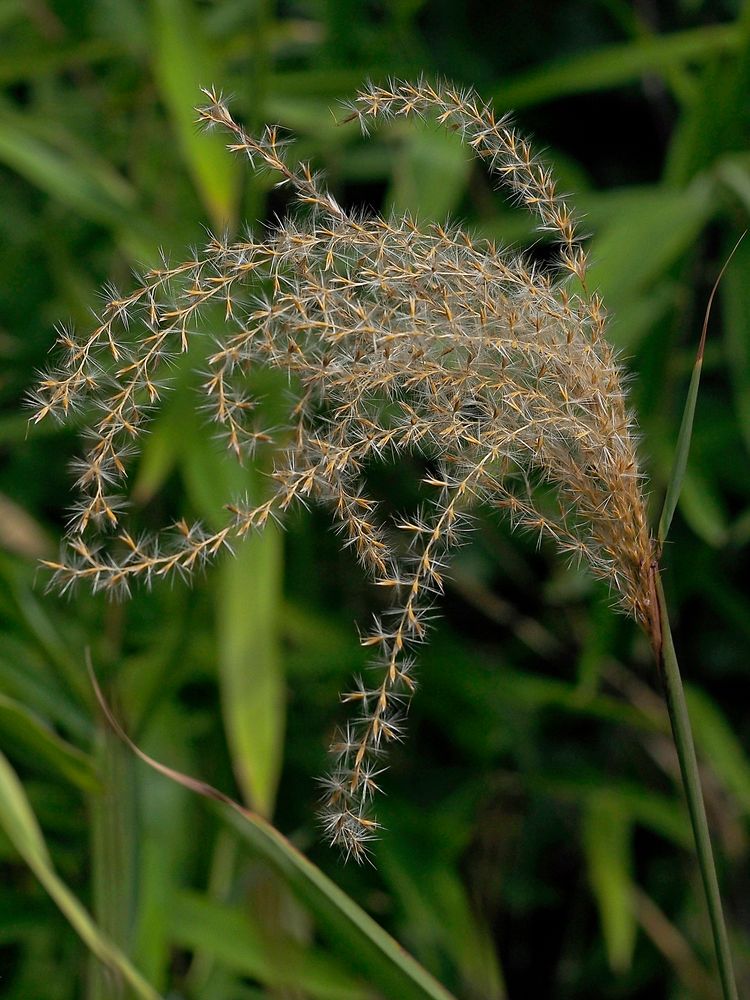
<box><xmin>654</xmin><ymin>573</ymin><xmax>737</xmax><ymax>1000</ymax></box>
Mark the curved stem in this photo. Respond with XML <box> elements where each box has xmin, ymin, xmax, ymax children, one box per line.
<box><xmin>653</xmin><ymin>570</ymin><xmax>737</xmax><ymax>1000</ymax></box>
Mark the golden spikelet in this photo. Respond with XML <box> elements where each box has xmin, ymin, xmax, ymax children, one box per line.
<box><xmin>30</xmin><ymin>79</ymin><xmax>655</xmax><ymax>861</ymax></box>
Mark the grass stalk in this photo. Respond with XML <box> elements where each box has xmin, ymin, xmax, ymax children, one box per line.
<box><xmin>652</xmin><ymin>571</ymin><xmax>737</xmax><ymax>1000</ymax></box>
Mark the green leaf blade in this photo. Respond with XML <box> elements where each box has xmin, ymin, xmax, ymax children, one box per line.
<box><xmin>0</xmin><ymin>751</ymin><xmax>162</xmax><ymax>1000</ymax></box>
<box><xmin>583</xmin><ymin>793</ymin><xmax>636</xmax><ymax>973</ymax></box>
<box><xmin>217</xmin><ymin>527</ymin><xmax>285</xmax><ymax>817</ymax></box>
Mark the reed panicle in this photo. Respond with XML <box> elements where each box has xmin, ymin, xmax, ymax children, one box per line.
<box><xmin>30</xmin><ymin>79</ymin><xmax>656</xmax><ymax>862</ymax></box>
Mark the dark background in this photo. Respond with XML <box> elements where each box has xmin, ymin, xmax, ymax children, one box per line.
<box><xmin>1</xmin><ymin>1</ymin><xmax>749</xmax><ymax>997</ymax></box>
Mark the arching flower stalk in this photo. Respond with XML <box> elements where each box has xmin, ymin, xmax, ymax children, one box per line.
<box><xmin>31</xmin><ymin>79</ymin><xmax>657</xmax><ymax>862</ymax></box>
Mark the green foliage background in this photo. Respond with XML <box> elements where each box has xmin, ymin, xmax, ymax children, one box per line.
<box><xmin>1</xmin><ymin>1</ymin><xmax>749</xmax><ymax>997</ymax></box>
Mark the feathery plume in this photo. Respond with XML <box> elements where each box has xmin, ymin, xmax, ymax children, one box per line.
<box><xmin>31</xmin><ymin>80</ymin><xmax>655</xmax><ymax>862</ymax></box>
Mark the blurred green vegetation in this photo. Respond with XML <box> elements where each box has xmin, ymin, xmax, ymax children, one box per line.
<box><xmin>1</xmin><ymin>0</ymin><xmax>750</xmax><ymax>997</ymax></box>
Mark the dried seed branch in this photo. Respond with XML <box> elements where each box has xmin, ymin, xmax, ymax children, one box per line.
<box><xmin>31</xmin><ymin>79</ymin><xmax>656</xmax><ymax>861</ymax></box>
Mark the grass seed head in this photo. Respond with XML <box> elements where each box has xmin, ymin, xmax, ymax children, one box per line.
<box><xmin>31</xmin><ymin>79</ymin><xmax>655</xmax><ymax>861</ymax></box>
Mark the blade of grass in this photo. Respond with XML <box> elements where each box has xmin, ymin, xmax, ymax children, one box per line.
<box><xmin>88</xmin><ymin>722</ymin><xmax>137</xmax><ymax>1000</ymax></box>
<box><xmin>151</xmin><ymin>0</ymin><xmax>239</xmax><ymax>229</ymax></box>
<box><xmin>650</xmin><ymin>240</ymin><xmax>744</xmax><ymax>998</ymax></box>
<box><xmin>491</xmin><ymin>22</ymin><xmax>741</xmax><ymax>109</ymax></box>
<box><xmin>216</xmin><ymin>807</ymin><xmax>457</xmax><ymax>1000</ymax></box>
<box><xmin>90</xmin><ymin>668</ymin><xmax>458</xmax><ymax>1000</ymax></box>
<box><xmin>376</xmin><ymin>835</ymin><xmax>507</xmax><ymax>999</ymax></box>
<box><xmin>7</xmin><ymin>571</ymin><xmax>92</xmax><ymax>710</ymax></box>
<box><xmin>586</xmin><ymin>180</ymin><xmax>714</xmax><ymax>347</ymax></box>
<box><xmin>181</xmin><ymin>828</ymin><xmax>241</xmax><ymax>993</ymax></box>
<box><xmin>176</xmin><ymin>388</ymin><xmax>286</xmax><ymax>817</ymax></box>
<box><xmin>387</xmin><ymin>125</ymin><xmax>471</xmax><ymax>220</ymax></box>
<box><xmin>176</xmin><ymin>364</ymin><xmax>287</xmax><ymax>817</ymax></box>
<box><xmin>531</xmin><ymin>773</ymin><xmax>691</xmax><ymax>848</ymax></box>
<box><xmin>0</xmin><ymin>39</ymin><xmax>118</xmax><ymax>85</ymax></box>
<box><xmin>0</xmin><ymin>693</ymin><xmax>97</xmax><ymax>792</ymax></box>
<box><xmin>217</xmin><ymin>526</ymin><xmax>285</xmax><ymax>817</ymax></box>
<box><xmin>0</xmin><ymin>104</ymin><xmax>155</xmax><ymax>259</ymax></box>
<box><xmin>0</xmin><ymin>651</ymin><xmax>90</xmax><ymax>744</ymax></box>
<box><xmin>170</xmin><ymin>889</ymin><xmax>374</xmax><ymax>999</ymax></box>
<box><xmin>684</xmin><ymin>686</ymin><xmax>750</xmax><ymax>816</ymax></box>
<box><xmin>131</xmin><ymin>704</ymin><xmax>192</xmax><ymax>992</ymax></box>
<box><xmin>0</xmin><ymin>750</ymin><xmax>161</xmax><ymax>1000</ymax></box>
<box><xmin>720</xmin><ymin>225</ymin><xmax>750</xmax><ymax>455</ymax></box>
<box><xmin>583</xmin><ymin>793</ymin><xmax>636</xmax><ymax>973</ymax></box>
<box><xmin>658</xmin><ymin>232</ymin><xmax>746</xmax><ymax>544</ymax></box>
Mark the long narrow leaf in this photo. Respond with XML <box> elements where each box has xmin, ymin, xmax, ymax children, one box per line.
<box><xmin>170</xmin><ymin>890</ymin><xmax>373</xmax><ymax>999</ymax></box>
<box><xmin>0</xmin><ymin>751</ymin><xmax>161</xmax><ymax>1000</ymax></box>
<box><xmin>0</xmin><ymin>105</ymin><xmax>153</xmax><ymax>259</ymax></box>
<box><xmin>387</xmin><ymin>126</ymin><xmax>471</xmax><ymax>220</ymax></box>
<box><xmin>720</xmin><ymin>224</ymin><xmax>750</xmax><ymax>454</ymax></box>
<box><xmin>219</xmin><ymin>806</ymin><xmax>457</xmax><ymax>1000</ymax></box>
<box><xmin>0</xmin><ymin>40</ymin><xmax>118</xmax><ymax>86</ymax></box>
<box><xmin>583</xmin><ymin>794</ymin><xmax>636</xmax><ymax>972</ymax></box>
<box><xmin>88</xmin><ymin>724</ymin><xmax>138</xmax><ymax>1000</ymax></box>
<box><xmin>151</xmin><ymin>0</ymin><xmax>239</xmax><ymax>228</ymax></box>
<box><xmin>217</xmin><ymin>527</ymin><xmax>285</xmax><ymax>817</ymax></box>
<box><xmin>0</xmin><ymin>694</ymin><xmax>97</xmax><ymax>791</ymax></box>
<box><xmin>90</xmin><ymin>669</ymin><xmax>457</xmax><ymax>1000</ymax></box>
<box><xmin>658</xmin><ymin>233</ymin><xmax>746</xmax><ymax>544</ymax></box>
<box><xmin>492</xmin><ymin>23</ymin><xmax>740</xmax><ymax>109</ymax></box>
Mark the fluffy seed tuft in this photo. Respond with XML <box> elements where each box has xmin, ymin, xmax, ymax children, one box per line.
<box><xmin>31</xmin><ymin>79</ymin><xmax>655</xmax><ymax>861</ymax></box>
